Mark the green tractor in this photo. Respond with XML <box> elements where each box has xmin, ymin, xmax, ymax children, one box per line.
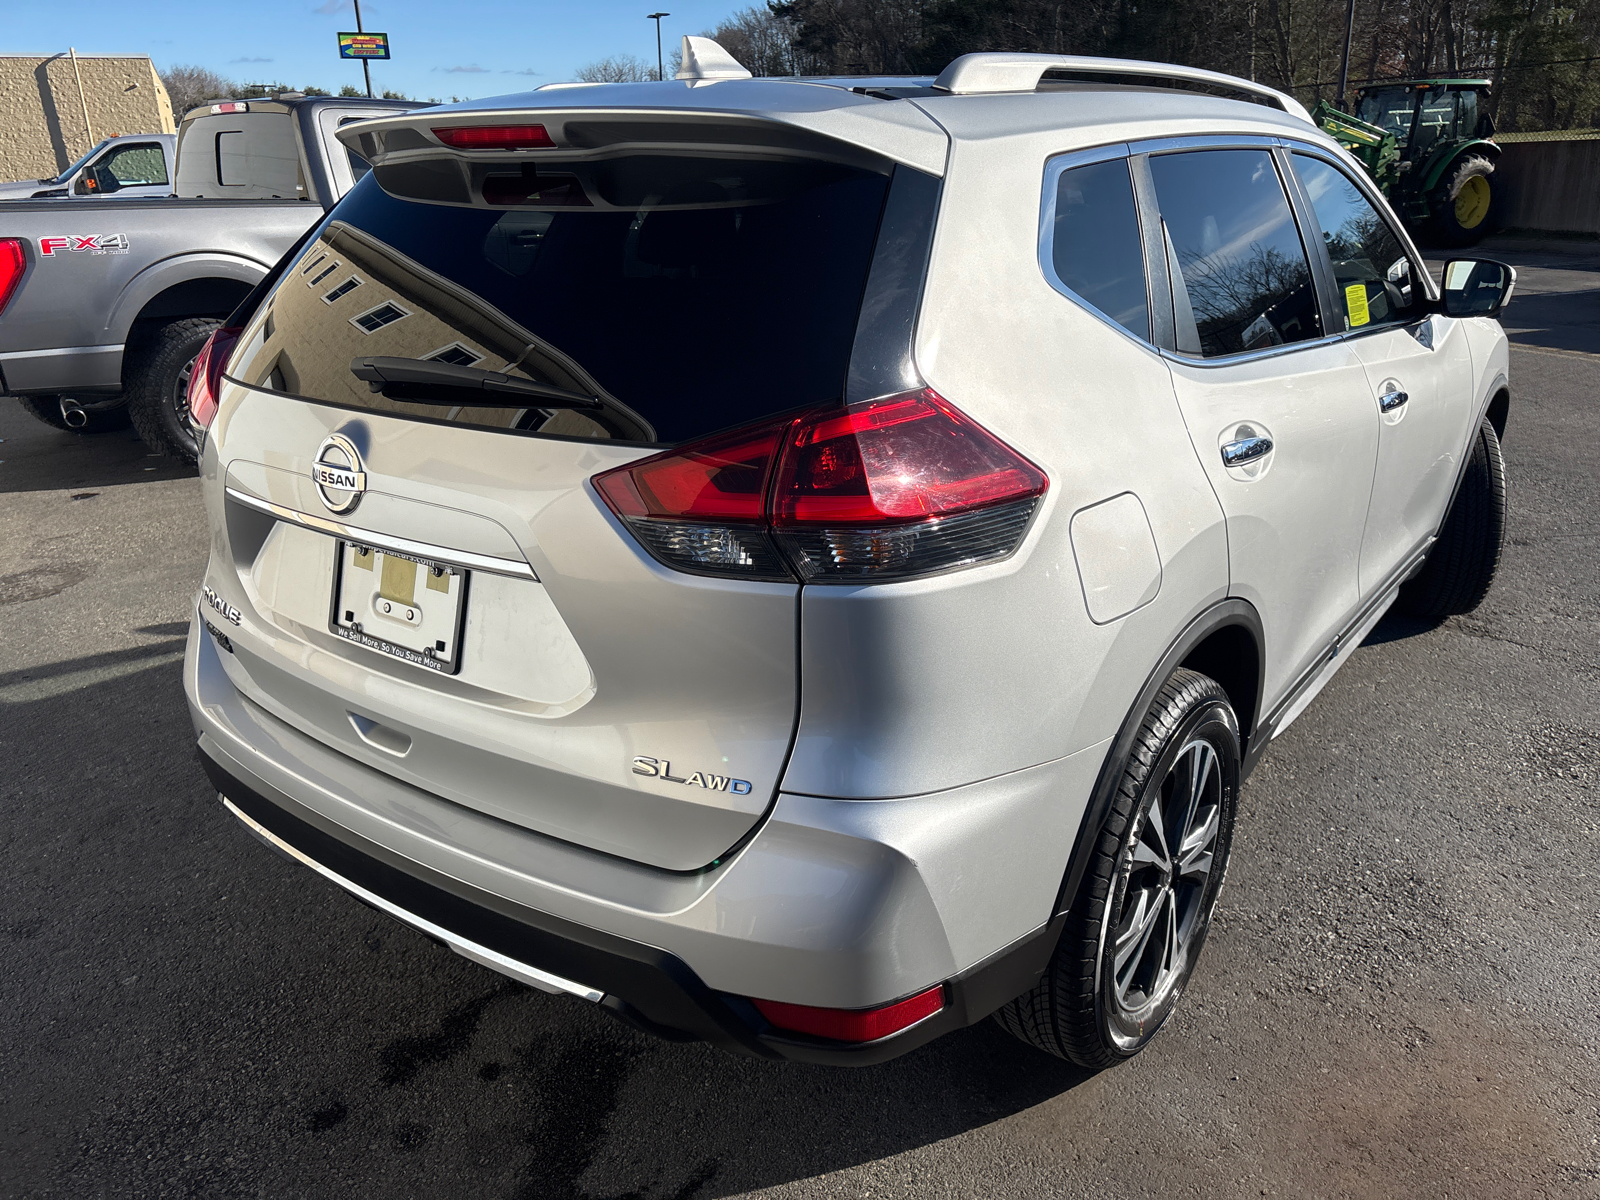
<box><xmin>1313</xmin><ymin>79</ymin><xmax>1500</xmax><ymax>246</ymax></box>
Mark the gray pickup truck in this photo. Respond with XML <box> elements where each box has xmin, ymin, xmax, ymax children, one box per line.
<box><xmin>0</xmin><ymin>134</ymin><xmax>178</xmax><ymax>201</ymax></box>
<box><xmin>0</xmin><ymin>95</ymin><xmax>424</xmax><ymax>456</ymax></box>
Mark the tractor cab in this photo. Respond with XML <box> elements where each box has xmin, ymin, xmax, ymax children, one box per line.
<box><xmin>1315</xmin><ymin>78</ymin><xmax>1500</xmax><ymax>245</ymax></box>
<box><xmin>1354</xmin><ymin>80</ymin><xmax>1494</xmax><ymax>165</ymax></box>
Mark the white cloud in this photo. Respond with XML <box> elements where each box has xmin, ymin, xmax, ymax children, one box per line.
<box><xmin>436</xmin><ymin>64</ymin><xmax>490</xmax><ymax>74</ymax></box>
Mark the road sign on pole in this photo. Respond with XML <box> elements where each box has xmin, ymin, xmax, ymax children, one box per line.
<box><xmin>338</xmin><ymin>33</ymin><xmax>391</xmax><ymax>60</ymax></box>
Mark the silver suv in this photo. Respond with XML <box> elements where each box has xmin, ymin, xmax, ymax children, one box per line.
<box><xmin>184</xmin><ymin>44</ymin><xmax>1513</xmax><ymax>1067</ymax></box>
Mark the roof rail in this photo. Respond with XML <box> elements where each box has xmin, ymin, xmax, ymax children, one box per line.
<box><xmin>932</xmin><ymin>54</ymin><xmax>1314</xmax><ymax>124</ymax></box>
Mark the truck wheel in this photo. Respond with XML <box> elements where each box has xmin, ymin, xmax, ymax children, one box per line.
<box><xmin>1398</xmin><ymin>417</ymin><xmax>1506</xmax><ymax>618</ymax></box>
<box><xmin>16</xmin><ymin>394</ymin><xmax>131</xmax><ymax>434</ymax></box>
<box><xmin>1431</xmin><ymin>156</ymin><xmax>1497</xmax><ymax>247</ymax></box>
<box><xmin>995</xmin><ymin>669</ymin><xmax>1239</xmax><ymax>1068</ymax></box>
<box><xmin>124</xmin><ymin>318</ymin><xmax>219</xmax><ymax>461</ymax></box>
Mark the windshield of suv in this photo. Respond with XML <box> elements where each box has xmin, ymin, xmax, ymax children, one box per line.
<box><xmin>230</xmin><ymin>154</ymin><xmax>895</xmax><ymax>445</ymax></box>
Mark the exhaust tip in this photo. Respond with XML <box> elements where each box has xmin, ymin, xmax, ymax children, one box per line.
<box><xmin>59</xmin><ymin>398</ymin><xmax>87</xmax><ymax>428</ymax></box>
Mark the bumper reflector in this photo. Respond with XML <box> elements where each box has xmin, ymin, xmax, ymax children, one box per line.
<box><xmin>752</xmin><ymin>984</ymin><xmax>944</xmax><ymax>1042</ymax></box>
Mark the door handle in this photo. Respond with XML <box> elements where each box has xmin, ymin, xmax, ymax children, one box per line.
<box><xmin>1379</xmin><ymin>387</ymin><xmax>1409</xmax><ymax>413</ymax></box>
<box><xmin>1220</xmin><ymin>435</ymin><xmax>1273</xmax><ymax>466</ymax></box>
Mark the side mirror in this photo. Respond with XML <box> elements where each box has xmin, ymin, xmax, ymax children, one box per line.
<box><xmin>1441</xmin><ymin>258</ymin><xmax>1516</xmax><ymax>318</ymax></box>
<box><xmin>72</xmin><ymin>174</ymin><xmax>94</xmax><ymax>196</ymax></box>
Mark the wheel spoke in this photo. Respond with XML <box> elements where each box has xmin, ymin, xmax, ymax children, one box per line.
<box><xmin>1175</xmin><ymin>741</ymin><xmax>1215</xmax><ymax>847</ymax></box>
<box><xmin>1113</xmin><ymin>888</ymin><xmax>1164</xmax><ymax>995</ymax></box>
<box><xmin>1179</xmin><ymin>803</ymin><xmax>1220</xmax><ymax>874</ymax></box>
<box><xmin>1143</xmin><ymin>799</ymin><xmax>1172</xmax><ymax>867</ymax></box>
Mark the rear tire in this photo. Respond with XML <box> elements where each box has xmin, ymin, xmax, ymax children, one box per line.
<box><xmin>995</xmin><ymin>669</ymin><xmax>1239</xmax><ymax>1068</ymax></box>
<box><xmin>124</xmin><ymin>317</ymin><xmax>218</xmax><ymax>461</ymax></box>
<box><xmin>1430</xmin><ymin>156</ymin><xmax>1497</xmax><ymax>247</ymax></box>
<box><xmin>1398</xmin><ymin>417</ymin><xmax>1507</xmax><ymax>618</ymax></box>
<box><xmin>16</xmin><ymin>394</ymin><xmax>131</xmax><ymax>434</ymax></box>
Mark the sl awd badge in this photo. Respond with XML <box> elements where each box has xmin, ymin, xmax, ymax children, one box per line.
<box><xmin>632</xmin><ymin>757</ymin><xmax>753</xmax><ymax>795</ymax></box>
<box><xmin>312</xmin><ymin>433</ymin><xmax>367</xmax><ymax>513</ymax></box>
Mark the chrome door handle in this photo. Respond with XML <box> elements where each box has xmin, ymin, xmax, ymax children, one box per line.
<box><xmin>1379</xmin><ymin>388</ymin><xmax>1409</xmax><ymax>412</ymax></box>
<box><xmin>1220</xmin><ymin>435</ymin><xmax>1273</xmax><ymax>466</ymax></box>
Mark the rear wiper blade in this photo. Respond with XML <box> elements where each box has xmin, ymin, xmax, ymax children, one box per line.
<box><xmin>350</xmin><ymin>356</ymin><xmax>601</xmax><ymax>409</ymax></box>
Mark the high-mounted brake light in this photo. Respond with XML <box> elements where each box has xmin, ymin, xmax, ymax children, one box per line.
<box><xmin>593</xmin><ymin>388</ymin><xmax>1047</xmax><ymax>583</ymax></box>
<box><xmin>210</xmin><ymin>101</ymin><xmax>249</xmax><ymax>114</ymax></box>
<box><xmin>186</xmin><ymin>325</ymin><xmax>244</xmax><ymax>433</ymax></box>
<box><xmin>0</xmin><ymin>239</ymin><xmax>26</xmax><ymax>317</ymax></box>
<box><xmin>752</xmin><ymin>984</ymin><xmax>945</xmax><ymax>1042</ymax></box>
<box><xmin>432</xmin><ymin>124</ymin><xmax>555</xmax><ymax>150</ymax></box>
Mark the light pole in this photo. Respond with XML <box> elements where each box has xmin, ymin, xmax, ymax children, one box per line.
<box><xmin>1337</xmin><ymin>0</ymin><xmax>1356</xmax><ymax>107</ymax></box>
<box><xmin>354</xmin><ymin>0</ymin><xmax>373</xmax><ymax>97</ymax></box>
<box><xmin>648</xmin><ymin>12</ymin><xmax>670</xmax><ymax>82</ymax></box>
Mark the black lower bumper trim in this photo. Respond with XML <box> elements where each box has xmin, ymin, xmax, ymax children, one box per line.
<box><xmin>199</xmin><ymin>741</ymin><xmax>1059</xmax><ymax>1065</ymax></box>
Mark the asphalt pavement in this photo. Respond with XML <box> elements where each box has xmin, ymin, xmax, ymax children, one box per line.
<box><xmin>2</xmin><ymin>236</ymin><xmax>1597</xmax><ymax>1199</ymax></box>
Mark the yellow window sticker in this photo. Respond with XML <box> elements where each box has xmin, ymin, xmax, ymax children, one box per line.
<box><xmin>1345</xmin><ymin>282</ymin><xmax>1371</xmax><ymax>328</ymax></box>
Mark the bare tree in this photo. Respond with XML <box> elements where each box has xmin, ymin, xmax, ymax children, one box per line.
<box><xmin>159</xmin><ymin>65</ymin><xmax>237</xmax><ymax>119</ymax></box>
<box><xmin>576</xmin><ymin>54</ymin><xmax>659</xmax><ymax>83</ymax></box>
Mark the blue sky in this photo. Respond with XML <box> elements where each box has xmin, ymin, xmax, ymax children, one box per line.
<box><xmin>9</xmin><ymin>0</ymin><xmax>749</xmax><ymax>101</ymax></box>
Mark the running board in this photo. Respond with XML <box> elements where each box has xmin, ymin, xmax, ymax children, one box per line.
<box><xmin>1271</xmin><ymin>584</ymin><xmax>1400</xmax><ymax>741</ymax></box>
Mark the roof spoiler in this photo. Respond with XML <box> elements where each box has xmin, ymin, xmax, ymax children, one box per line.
<box><xmin>932</xmin><ymin>53</ymin><xmax>1315</xmax><ymax>124</ymax></box>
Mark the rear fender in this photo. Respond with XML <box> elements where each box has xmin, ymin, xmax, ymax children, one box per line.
<box><xmin>105</xmin><ymin>253</ymin><xmax>269</xmax><ymax>345</ymax></box>
<box><xmin>1053</xmin><ymin>599</ymin><xmax>1265</xmax><ymax>918</ymax></box>
<box><xmin>1421</xmin><ymin>139</ymin><xmax>1501</xmax><ymax>194</ymax></box>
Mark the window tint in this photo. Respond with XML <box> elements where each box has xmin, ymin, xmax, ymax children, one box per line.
<box><xmin>101</xmin><ymin>144</ymin><xmax>167</xmax><ymax>185</ymax></box>
<box><xmin>1148</xmin><ymin>149</ymin><xmax>1320</xmax><ymax>357</ymax></box>
<box><xmin>230</xmin><ymin>158</ymin><xmax>898</xmax><ymax>445</ymax></box>
<box><xmin>1291</xmin><ymin>153</ymin><xmax>1419</xmax><ymax>329</ymax></box>
<box><xmin>1049</xmin><ymin>158</ymin><xmax>1149</xmax><ymax>340</ymax></box>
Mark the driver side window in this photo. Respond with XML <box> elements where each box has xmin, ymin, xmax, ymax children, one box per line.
<box><xmin>101</xmin><ymin>144</ymin><xmax>168</xmax><ymax>186</ymax></box>
<box><xmin>1290</xmin><ymin>153</ymin><xmax>1421</xmax><ymax>330</ymax></box>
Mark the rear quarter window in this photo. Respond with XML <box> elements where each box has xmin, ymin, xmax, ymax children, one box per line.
<box><xmin>1043</xmin><ymin>155</ymin><xmax>1150</xmax><ymax>341</ymax></box>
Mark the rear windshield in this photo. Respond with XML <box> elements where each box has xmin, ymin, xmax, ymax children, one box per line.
<box><xmin>228</xmin><ymin>153</ymin><xmax>894</xmax><ymax>445</ymax></box>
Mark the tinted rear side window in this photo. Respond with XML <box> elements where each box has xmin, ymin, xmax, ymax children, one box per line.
<box><xmin>231</xmin><ymin>157</ymin><xmax>896</xmax><ymax>445</ymax></box>
<box><xmin>1047</xmin><ymin>157</ymin><xmax>1149</xmax><ymax>340</ymax></box>
<box><xmin>1148</xmin><ymin>149</ymin><xmax>1320</xmax><ymax>357</ymax></box>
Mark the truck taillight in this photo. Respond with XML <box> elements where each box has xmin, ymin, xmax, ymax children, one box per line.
<box><xmin>593</xmin><ymin>388</ymin><xmax>1047</xmax><ymax>584</ymax></box>
<box><xmin>186</xmin><ymin>325</ymin><xmax>243</xmax><ymax>432</ymax></box>
<box><xmin>0</xmin><ymin>239</ymin><xmax>26</xmax><ymax>316</ymax></box>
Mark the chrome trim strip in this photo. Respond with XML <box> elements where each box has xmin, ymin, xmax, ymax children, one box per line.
<box><xmin>0</xmin><ymin>343</ymin><xmax>122</xmax><ymax>362</ymax></box>
<box><xmin>222</xmin><ymin>797</ymin><xmax>605</xmax><ymax>1003</ymax></box>
<box><xmin>224</xmin><ymin>486</ymin><xmax>538</xmax><ymax>581</ymax></box>
<box><xmin>1129</xmin><ymin>133</ymin><xmax>1286</xmax><ymax>157</ymax></box>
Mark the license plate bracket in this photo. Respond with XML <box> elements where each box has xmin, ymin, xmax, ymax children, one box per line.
<box><xmin>329</xmin><ymin>541</ymin><xmax>468</xmax><ymax>674</ymax></box>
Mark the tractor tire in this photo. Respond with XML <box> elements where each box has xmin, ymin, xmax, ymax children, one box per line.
<box><xmin>124</xmin><ymin>317</ymin><xmax>218</xmax><ymax>462</ymax></box>
<box><xmin>1430</xmin><ymin>156</ymin><xmax>1498</xmax><ymax>247</ymax></box>
<box><xmin>16</xmin><ymin>394</ymin><xmax>131</xmax><ymax>434</ymax></box>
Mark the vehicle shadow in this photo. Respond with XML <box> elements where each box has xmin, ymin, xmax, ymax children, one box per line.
<box><xmin>0</xmin><ymin>405</ymin><xmax>194</xmax><ymax>493</ymax></box>
<box><xmin>1361</xmin><ymin>609</ymin><xmax>1445</xmax><ymax>646</ymax></box>
<box><xmin>3</xmin><ymin>650</ymin><xmax>1099</xmax><ymax>1199</ymax></box>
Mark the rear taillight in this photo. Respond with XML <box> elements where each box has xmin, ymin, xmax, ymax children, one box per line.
<box><xmin>593</xmin><ymin>388</ymin><xmax>1047</xmax><ymax>584</ymax></box>
<box><xmin>432</xmin><ymin>124</ymin><xmax>555</xmax><ymax>150</ymax></box>
<box><xmin>186</xmin><ymin>325</ymin><xmax>243</xmax><ymax>432</ymax></box>
<box><xmin>752</xmin><ymin>984</ymin><xmax>945</xmax><ymax>1042</ymax></box>
<box><xmin>0</xmin><ymin>239</ymin><xmax>26</xmax><ymax>316</ymax></box>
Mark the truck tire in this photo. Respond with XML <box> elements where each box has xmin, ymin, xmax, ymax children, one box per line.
<box><xmin>1398</xmin><ymin>417</ymin><xmax>1506</xmax><ymax>618</ymax></box>
<box><xmin>995</xmin><ymin>669</ymin><xmax>1239</xmax><ymax>1068</ymax></box>
<box><xmin>16</xmin><ymin>394</ymin><xmax>131</xmax><ymax>434</ymax></box>
<box><xmin>1430</xmin><ymin>156</ymin><xmax>1497</xmax><ymax>247</ymax></box>
<box><xmin>124</xmin><ymin>318</ymin><xmax>218</xmax><ymax>461</ymax></box>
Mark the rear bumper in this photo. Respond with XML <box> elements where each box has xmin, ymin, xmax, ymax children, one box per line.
<box><xmin>201</xmin><ymin>740</ymin><xmax>1062</xmax><ymax>1064</ymax></box>
<box><xmin>186</xmin><ymin>616</ymin><xmax>1108</xmax><ymax>1063</ymax></box>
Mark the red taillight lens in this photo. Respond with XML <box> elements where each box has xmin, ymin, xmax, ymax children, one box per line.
<box><xmin>592</xmin><ymin>388</ymin><xmax>1047</xmax><ymax>583</ymax></box>
<box><xmin>752</xmin><ymin>984</ymin><xmax>945</xmax><ymax>1042</ymax></box>
<box><xmin>432</xmin><ymin>124</ymin><xmax>555</xmax><ymax>150</ymax></box>
<box><xmin>0</xmin><ymin>238</ymin><xmax>27</xmax><ymax>316</ymax></box>
<box><xmin>186</xmin><ymin>325</ymin><xmax>243</xmax><ymax>432</ymax></box>
<box><xmin>775</xmin><ymin>391</ymin><xmax>1047</xmax><ymax>524</ymax></box>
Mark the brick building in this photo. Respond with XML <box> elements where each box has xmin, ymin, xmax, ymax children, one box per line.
<box><xmin>0</xmin><ymin>52</ymin><xmax>175</xmax><ymax>182</ymax></box>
